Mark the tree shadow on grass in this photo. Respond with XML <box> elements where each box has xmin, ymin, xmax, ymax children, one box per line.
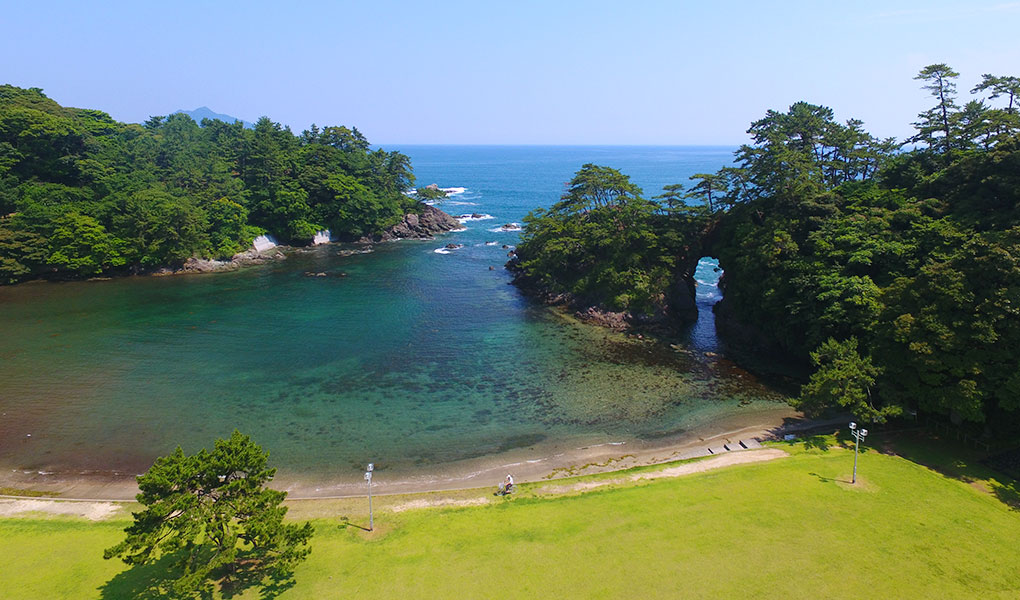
<box><xmin>776</xmin><ymin>430</ymin><xmax>860</xmax><ymax>454</ymax></box>
<box><xmin>991</xmin><ymin>479</ymin><xmax>1020</xmax><ymax>511</ymax></box>
<box><xmin>764</xmin><ymin>415</ymin><xmax>853</xmax><ymax>449</ymax></box>
<box><xmin>219</xmin><ymin>564</ymin><xmax>296</xmax><ymax>600</ymax></box>
<box><xmin>875</xmin><ymin>430</ymin><xmax>1020</xmax><ymax>511</ymax></box>
<box><xmin>800</xmin><ymin>435</ymin><xmax>833</xmax><ymax>452</ymax></box>
<box><xmin>99</xmin><ymin>554</ymin><xmax>296</xmax><ymax>600</ymax></box>
<box><xmin>98</xmin><ymin>554</ymin><xmax>203</xmax><ymax>600</ymax></box>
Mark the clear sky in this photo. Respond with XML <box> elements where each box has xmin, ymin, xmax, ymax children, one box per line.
<box><xmin>2</xmin><ymin>1</ymin><xmax>1018</xmax><ymax>144</ymax></box>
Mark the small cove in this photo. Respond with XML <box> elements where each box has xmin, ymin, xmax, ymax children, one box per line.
<box><xmin>0</xmin><ymin>146</ymin><xmax>794</xmax><ymax>494</ymax></box>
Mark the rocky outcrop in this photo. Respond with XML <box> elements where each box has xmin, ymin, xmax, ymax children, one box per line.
<box><xmin>161</xmin><ymin>248</ymin><xmax>287</xmax><ymax>275</ymax></box>
<box><xmin>357</xmin><ymin>205</ymin><xmax>461</xmax><ymax>243</ymax></box>
<box><xmin>153</xmin><ymin>205</ymin><xmax>458</xmax><ymax>278</ymax></box>
<box><xmin>507</xmin><ymin>266</ymin><xmax>695</xmax><ymax>334</ymax></box>
<box><xmin>574</xmin><ymin>306</ymin><xmax>631</xmax><ymax>330</ymax></box>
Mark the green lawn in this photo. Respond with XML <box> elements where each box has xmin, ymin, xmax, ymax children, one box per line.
<box><xmin>3</xmin><ymin>436</ymin><xmax>1019</xmax><ymax>599</ymax></box>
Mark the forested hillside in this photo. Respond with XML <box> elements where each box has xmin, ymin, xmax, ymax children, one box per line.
<box><xmin>0</xmin><ymin>85</ymin><xmax>420</xmax><ymax>282</ymax></box>
<box><xmin>514</xmin><ymin>65</ymin><xmax>1020</xmax><ymax>432</ymax></box>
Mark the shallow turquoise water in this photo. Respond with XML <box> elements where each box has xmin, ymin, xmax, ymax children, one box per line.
<box><xmin>0</xmin><ymin>146</ymin><xmax>787</xmax><ymax>482</ymax></box>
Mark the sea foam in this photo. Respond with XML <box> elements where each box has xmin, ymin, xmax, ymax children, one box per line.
<box><xmin>488</xmin><ymin>223</ymin><xmax>522</xmax><ymax>233</ymax></box>
<box><xmin>456</xmin><ymin>213</ymin><xmax>495</xmax><ymax>223</ymax></box>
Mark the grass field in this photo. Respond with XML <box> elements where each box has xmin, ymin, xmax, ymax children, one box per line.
<box><xmin>2</xmin><ymin>433</ymin><xmax>1019</xmax><ymax>599</ymax></box>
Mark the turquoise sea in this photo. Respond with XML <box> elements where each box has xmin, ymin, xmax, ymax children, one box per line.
<box><xmin>0</xmin><ymin>146</ymin><xmax>790</xmax><ymax>491</ymax></box>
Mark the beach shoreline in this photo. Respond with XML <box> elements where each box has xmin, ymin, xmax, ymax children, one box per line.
<box><xmin>0</xmin><ymin>404</ymin><xmax>829</xmax><ymax>502</ymax></box>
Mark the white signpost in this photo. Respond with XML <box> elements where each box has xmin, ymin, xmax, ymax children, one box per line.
<box><xmin>365</xmin><ymin>463</ymin><xmax>374</xmax><ymax>531</ymax></box>
<box><xmin>849</xmin><ymin>422</ymin><xmax>868</xmax><ymax>484</ymax></box>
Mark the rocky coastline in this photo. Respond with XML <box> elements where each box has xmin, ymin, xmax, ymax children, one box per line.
<box><xmin>154</xmin><ymin>204</ymin><xmax>462</xmax><ymax>277</ymax></box>
<box><xmin>506</xmin><ymin>264</ymin><xmax>699</xmax><ymax>334</ymax></box>
<box><xmin>354</xmin><ymin>203</ymin><xmax>462</xmax><ymax>243</ymax></box>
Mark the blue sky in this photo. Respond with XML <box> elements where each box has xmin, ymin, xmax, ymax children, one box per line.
<box><xmin>2</xmin><ymin>1</ymin><xmax>1018</xmax><ymax>144</ymax></box>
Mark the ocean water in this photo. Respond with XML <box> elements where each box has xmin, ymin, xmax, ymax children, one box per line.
<box><xmin>0</xmin><ymin>146</ymin><xmax>788</xmax><ymax>487</ymax></box>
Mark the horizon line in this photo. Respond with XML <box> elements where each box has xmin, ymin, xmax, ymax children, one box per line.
<box><xmin>374</xmin><ymin>142</ymin><xmax>744</xmax><ymax>148</ymax></box>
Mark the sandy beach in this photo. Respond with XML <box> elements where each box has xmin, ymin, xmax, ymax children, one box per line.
<box><xmin>0</xmin><ymin>404</ymin><xmax>826</xmax><ymax>502</ymax></box>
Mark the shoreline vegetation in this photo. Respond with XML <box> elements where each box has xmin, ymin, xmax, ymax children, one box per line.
<box><xmin>510</xmin><ymin>65</ymin><xmax>1020</xmax><ymax>438</ymax></box>
<box><xmin>143</xmin><ymin>203</ymin><xmax>462</xmax><ymax>279</ymax></box>
<box><xmin>0</xmin><ymin>85</ymin><xmax>461</xmax><ymax>285</ymax></box>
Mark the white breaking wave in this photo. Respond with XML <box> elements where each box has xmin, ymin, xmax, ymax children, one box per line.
<box><xmin>312</xmin><ymin>230</ymin><xmax>331</xmax><ymax>245</ymax></box>
<box><xmin>445</xmin><ymin>200</ymin><xmax>479</xmax><ymax>206</ymax></box>
<box><xmin>488</xmin><ymin>223</ymin><xmax>522</xmax><ymax>233</ymax></box>
<box><xmin>433</xmin><ymin>248</ymin><xmax>451</xmax><ymax>254</ymax></box>
<box><xmin>456</xmin><ymin>213</ymin><xmax>495</xmax><ymax>223</ymax></box>
<box><xmin>441</xmin><ymin>187</ymin><xmax>466</xmax><ymax>195</ymax></box>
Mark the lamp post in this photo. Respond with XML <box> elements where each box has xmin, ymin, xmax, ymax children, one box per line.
<box><xmin>849</xmin><ymin>422</ymin><xmax>868</xmax><ymax>484</ymax></box>
<box><xmin>364</xmin><ymin>463</ymin><xmax>374</xmax><ymax>531</ymax></box>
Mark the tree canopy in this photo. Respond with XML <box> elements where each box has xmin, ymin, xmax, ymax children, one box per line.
<box><xmin>104</xmin><ymin>431</ymin><xmax>313</xmax><ymax>598</ymax></box>
<box><xmin>0</xmin><ymin>85</ymin><xmax>420</xmax><ymax>283</ymax></box>
<box><xmin>715</xmin><ymin>65</ymin><xmax>1020</xmax><ymax>430</ymax></box>
<box><xmin>514</xmin><ymin>64</ymin><xmax>1020</xmax><ymax>434</ymax></box>
<box><xmin>514</xmin><ymin>163</ymin><xmax>708</xmax><ymax>318</ymax></box>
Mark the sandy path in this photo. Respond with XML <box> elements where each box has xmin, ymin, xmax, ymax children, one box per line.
<box><xmin>389</xmin><ymin>497</ymin><xmax>491</xmax><ymax>512</ymax></box>
<box><xmin>634</xmin><ymin>447</ymin><xmax>788</xmax><ymax>479</ymax></box>
<box><xmin>0</xmin><ymin>499</ymin><xmax>121</xmax><ymax>521</ymax></box>
<box><xmin>0</xmin><ymin>448</ymin><xmax>789</xmax><ymax>519</ymax></box>
<box><xmin>536</xmin><ymin>448</ymin><xmax>787</xmax><ymax>495</ymax></box>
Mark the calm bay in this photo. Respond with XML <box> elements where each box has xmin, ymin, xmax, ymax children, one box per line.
<box><xmin>0</xmin><ymin>146</ymin><xmax>794</xmax><ymax>496</ymax></box>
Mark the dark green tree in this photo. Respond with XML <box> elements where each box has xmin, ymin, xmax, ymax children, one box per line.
<box><xmin>104</xmin><ymin>431</ymin><xmax>314</xmax><ymax>598</ymax></box>
<box><xmin>46</xmin><ymin>212</ymin><xmax>125</xmax><ymax>275</ymax></box>
<box><xmin>558</xmin><ymin>163</ymin><xmax>643</xmax><ymax>211</ymax></box>
<box><xmin>516</xmin><ymin>165</ymin><xmax>705</xmax><ymax>317</ymax></box>
<box><xmin>653</xmin><ymin>183</ymin><xmax>695</xmax><ymax>215</ymax></box>
<box><xmin>910</xmin><ymin>63</ymin><xmax>961</xmax><ymax>154</ymax></box>
<box><xmin>0</xmin><ymin>86</ymin><xmax>428</xmax><ymax>283</ymax></box>
<box><xmin>415</xmin><ymin>185</ymin><xmax>449</xmax><ymax>202</ymax></box>
<box><xmin>795</xmin><ymin>337</ymin><xmax>893</xmax><ymax>422</ymax></box>
<box><xmin>972</xmin><ymin>74</ymin><xmax>1020</xmax><ymax>114</ymax></box>
<box><xmin>686</xmin><ymin>173</ymin><xmax>728</xmax><ymax>212</ymax></box>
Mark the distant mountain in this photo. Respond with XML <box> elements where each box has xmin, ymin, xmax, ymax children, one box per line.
<box><xmin>173</xmin><ymin>106</ymin><xmax>253</xmax><ymax>128</ymax></box>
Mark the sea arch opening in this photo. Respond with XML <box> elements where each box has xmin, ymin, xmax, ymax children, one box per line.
<box><xmin>685</xmin><ymin>255</ymin><xmax>724</xmax><ymax>352</ymax></box>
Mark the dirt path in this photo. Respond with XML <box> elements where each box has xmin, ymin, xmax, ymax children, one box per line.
<box><xmin>389</xmin><ymin>497</ymin><xmax>491</xmax><ymax>512</ymax></box>
<box><xmin>0</xmin><ymin>448</ymin><xmax>789</xmax><ymax>520</ymax></box>
<box><xmin>0</xmin><ymin>499</ymin><xmax>121</xmax><ymax>521</ymax></box>
<box><xmin>634</xmin><ymin>447</ymin><xmax>788</xmax><ymax>479</ymax></box>
<box><xmin>536</xmin><ymin>448</ymin><xmax>788</xmax><ymax>496</ymax></box>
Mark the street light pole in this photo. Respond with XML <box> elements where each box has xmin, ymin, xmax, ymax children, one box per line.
<box><xmin>849</xmin><ymin>422</ymin><xmax>868</xmax><ymax>484</ymax></box>
<box><xmin>365</xmin><ymin>463</ymin><xmax>374</xmax><ymax>531</ymax></box>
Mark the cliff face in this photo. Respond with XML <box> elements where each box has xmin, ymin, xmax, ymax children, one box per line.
<box><xmin>357</xmin><ymin>204</ymin><xmax>462</xmax><ymax>243</ymax></box>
